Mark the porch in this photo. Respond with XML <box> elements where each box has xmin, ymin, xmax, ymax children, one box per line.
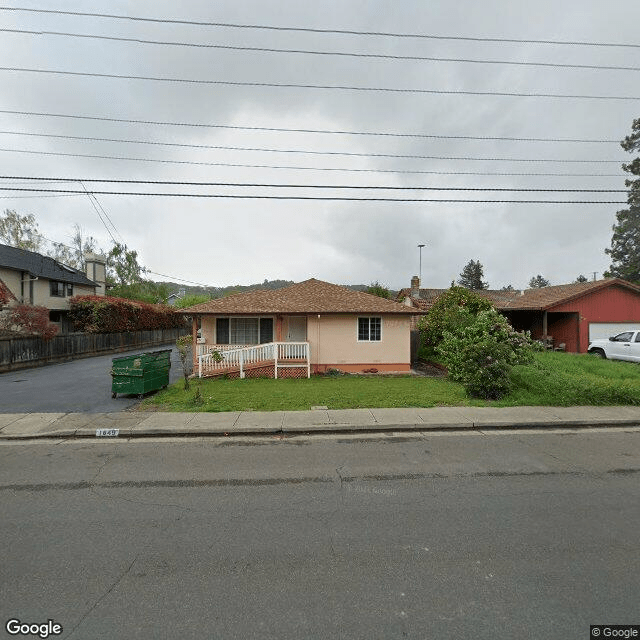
<box><xmin>197</xmin><ymin>342</ymin><xmax>310</xmax><ymax>379</ymax></box>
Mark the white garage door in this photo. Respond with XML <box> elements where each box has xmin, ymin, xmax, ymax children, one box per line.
<box><xmin>588</xmin><ymin>322</ymin><xmax>640</xmax><ymax>342</ymax></box>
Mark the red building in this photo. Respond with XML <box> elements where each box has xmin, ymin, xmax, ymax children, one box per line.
<box><xmin>399</xmin><ymin>278</ymin><xmax>640</xmax><ymax>353</ymax></box>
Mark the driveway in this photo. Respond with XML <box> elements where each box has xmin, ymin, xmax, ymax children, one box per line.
<box><xmin>0</xmin><ymin>345</ymin><xmax>183</xmax><ymax>413</ymax></box>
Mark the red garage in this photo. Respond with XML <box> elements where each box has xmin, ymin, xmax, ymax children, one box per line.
<box><xmin>400</xmin><ymin>278</ymin><xmax>640</xmax><ymax>354</ymax></box>
<box><xmin>500</xmin><ymin>279</ymin><xmax>640</xmax><ymax>353</ymax></box>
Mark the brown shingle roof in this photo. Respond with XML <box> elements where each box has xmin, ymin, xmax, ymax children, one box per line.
<box><xmin>398</xmin><ymin>278</ymin><xmax>640</xmax><ymax>312</ymax></box>
<box><xmin>184</xmin><ymin>278</ymin><xmax>419</xmax><ymax>315</ymax></box>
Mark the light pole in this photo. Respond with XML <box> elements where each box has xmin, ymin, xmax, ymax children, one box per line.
<box><xmin>418</xmin><ymin>244</ymin><xmax>426</xmax><ymax>283</ymax></box>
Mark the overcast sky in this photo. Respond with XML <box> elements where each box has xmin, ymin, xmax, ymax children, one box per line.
<box><xmin>0</xmin><ymin>0</ymin><xmax>638</xmax><ymax>290</ymax></box>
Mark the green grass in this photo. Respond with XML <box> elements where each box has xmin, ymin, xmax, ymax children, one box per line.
<box><xmin>141</xmin><ymin>374</ymin><xmax>468</xmax><ymax>412</ymax></box>
<box><xmin>492</xmin><ymin>351</ymin><xmax>640</xmax><ymax>407</ymax></box>
<box><xmin>140</xmin><ymin>352</ymin><xmax>640</xmax><ymax>412</ymax></box>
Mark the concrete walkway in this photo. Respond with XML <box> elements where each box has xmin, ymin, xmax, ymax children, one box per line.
<box><xmin>1</xmin><ymin>406</ymin><xmax>640</xmax><ymax>440</ymax></box>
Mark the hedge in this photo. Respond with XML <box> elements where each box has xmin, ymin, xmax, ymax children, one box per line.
<box><xmin>69</xmin><ymin>295</ymin><xmax>187</xmax><ymax>333</ymax></box>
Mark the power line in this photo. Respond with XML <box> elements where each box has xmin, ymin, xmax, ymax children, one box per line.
<box><xmin>0</xmin><ymin>176</ymin><xmax>626</xmax><ymax>192</ymax></box>
<box><xmin>3</xmin><ymin>27</ymin><xmax>640</xmax><ymax>73</ymax></box>
<box><xmin>0</xmin><ymin>187</ymin><xmax>625</xmax><ymax>203</ymax></box>
<box><xmin>0</xmin><ymin>130</ymin><xmax>623</xmax><ymax>163</ymax></box>
<box><xmin>2</xmin><ymin>66</ymin><xmax>639</xmax><ymax>100</ymax></box>
<box><xmin>0</xmin><ymin>147</ymin><xmax>623</xmax><ymax>177</ymax></box>
<box><xmin>145</xmin><ymin>271</ymin><xmax>211</xmax><ymax>287</ymax></box>
<box><xmin>0</xmin><ymin>109</ymin><xmax>617</xmax><ymax>143</ymax></box>
<box><xmin>1</xmin><ymin>7</ymin><xmax>639</xmax><ymax>49</ymax></box>
<box><xmin>79</xmin><ymin>181</ymin><xmax>117</xmax><ymax>244</ymax></box>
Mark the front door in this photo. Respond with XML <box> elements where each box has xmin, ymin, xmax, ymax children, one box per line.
<box><xmin>286</xmin><ymin>316</ymin><xmax>307</xmax><ymax>342</ymax></box>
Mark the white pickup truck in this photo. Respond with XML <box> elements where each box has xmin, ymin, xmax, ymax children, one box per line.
<box><xmin>588</xmin><ymin>330</ymin><xmax>640</xmax><ymax>362</ymax></box>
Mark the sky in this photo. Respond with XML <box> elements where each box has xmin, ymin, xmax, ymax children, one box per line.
<box><xmin>0</xmin><ymin>0</ymin><xmax>638</xmax><ymax>291</ymax></box>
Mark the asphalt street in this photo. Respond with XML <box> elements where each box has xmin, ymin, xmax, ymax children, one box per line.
<box><xmin>1</xmin><ymin>429</ymin><xmax>639</xmax><ymax>640</ymax></box>
<box><xmin>0</xmin><ymin>345</ymin><xmax>182</xmax><ymax>413</ymax></box>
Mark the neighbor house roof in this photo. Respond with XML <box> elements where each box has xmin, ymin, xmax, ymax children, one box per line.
<box><xmin>398</xmin><ymin>278</ymin><xmax>640</xmax><ymax>313</ymax></box>
<box><xmin>0</xmin><ymin>243</ymin><xmax>97</xmax><ymax>288</ymax></box>
<box><xmin>183</xmin><ymin>278</ymin><xmax>419</xmax><ymax>315</ymax></box>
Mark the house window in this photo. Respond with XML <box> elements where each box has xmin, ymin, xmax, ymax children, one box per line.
<box><xmin>231</xmin><ymin>318</ymin><xmax>259</xmax><ymax>344</ymax></box>
<box><xmin>50</xmin><ymin>281</ymin><xmax>65</xmax><ymax>297</ymax></box>
<box><xmin>216</xmin><ymin>318</ymin><xmax>229</xmax><ymax>344</ymax></box>
<box><xmin>358</xmin><ymin>317</ymin><xmax>381</xmax><ymax>341</ymax></box>
<box><xmin>215</xmin><ymin>317</ymin><xmax>274</xmax><ymax>345</ymax></box>
<box><xmin>66</xmin><ymin>283</ymin><xmax>73</xmax><ymax>297</ymax></box>
<box><xmin>259</xmin><ymin>318</ymin><xmax>274</xmax><ymax>343</ymax></box>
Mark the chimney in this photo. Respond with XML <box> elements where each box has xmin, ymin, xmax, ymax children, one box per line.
<box><xmin>410</xmin><ymin>275</ymin><xmax>420</xmax><ymax>299</ymax></box>
<box><xmin>85</xmin><ymin>252</ymin><xmax>107</xmax><ymax>297</ymax></box>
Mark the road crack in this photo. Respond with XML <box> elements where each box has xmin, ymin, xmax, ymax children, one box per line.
<box><xmin>66</xmin><ymin>554</ymin><xmax>138</xmax><ymax>639</ymax></box>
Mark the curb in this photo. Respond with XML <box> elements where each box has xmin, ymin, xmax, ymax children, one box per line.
<box><xmin>1</xmin><ymin>418</ymin><xmax>639</xmax><ymax>441</ymax></box>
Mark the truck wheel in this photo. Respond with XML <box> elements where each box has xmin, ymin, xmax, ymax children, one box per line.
<box><xmin>589</xmin><ymin>349</ymin><xmax>606</xmax><ymax>359</ymax></box>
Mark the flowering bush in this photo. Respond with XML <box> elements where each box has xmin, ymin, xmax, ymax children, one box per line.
<box><xmin>69</xmin><ymin>295</ymin><xmax>187</xmax><ymax>333</ymax></box>
<box><xmin>418</xmin><ymin>285</ymin><xmax>494</xmax><ymax>358</ymax></box>
<box><xmin>438</xmin><ymin>308</ymin><xmax>535</xmax><ymax>399</ymax></box>
<box><xmin>2</xmin><ymin>304</ymin><xmax>59</xmax><ymax>340</ymax></box>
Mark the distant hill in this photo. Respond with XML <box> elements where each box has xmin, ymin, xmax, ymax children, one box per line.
<box><xmin>157</xmin><ymin>279</ymin><xmax>397</xmax><ymax>299</ymax></box>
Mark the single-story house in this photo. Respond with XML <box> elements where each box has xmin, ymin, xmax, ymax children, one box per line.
<box><xmin>182</xmin><ymin>278</ymin><xmax>419</xmax><ymax>378</ymax></box>
<box><xmin>0</xmin><ymin>243</ymin><xmax>106</xmax><ymax>333</ymax></box>
<box><xmin>398</xmin><ymin>276</ymin><xmax>640</xmax><ymax>353</ymax></box>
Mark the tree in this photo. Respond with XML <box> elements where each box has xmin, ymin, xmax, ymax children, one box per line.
<box><xmin>366</xmin><ymin>281</ymin><xmax>390</xmax><ymax>299</ymax></box>
<box><xmin>107</xmin><ymin>242</ymin><xmax>147</xmax><ymax>286</ymax></box>
<box><xmin>49</xmin><ymin>224</ymin><xmax>100</xmax><ymax>270</ymax></box>
<box><xmin>528</xmin><ymin>275</ymin><xmax>550</xmax><ymax>288</ymax></box>
<box><xmin>174</xmin><ymin>293</ymin><xmax>212</xmax><ymax>308</ymax></box>
<box><xmin>501</xmin><ymin>284</ymin><xmax>515</xmax><ymax>291</ymax></box>
<box><xmin>605</xmin><ymin>117</ymin><xmax>640</xmax><ymax>283</ymax></box>
<box><xmin>457</xmin><ymin>260</ymin><xmax>488</xmax><ymax>290</ymax></box>
<box><xmin>0</xmin><ymin>210</ymin><xmax>43</xmax><ymax>252</ymax></box>
<box><xmin>575</xmin><ymin>274</ymin><xmax>588</xmax><ymax>283</ymax></box>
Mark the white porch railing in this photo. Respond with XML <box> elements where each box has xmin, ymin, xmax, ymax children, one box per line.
<box><xmin>198</xmin><ymin>342</ymin><xmax>310</xmax><ymax>379</ymax></box>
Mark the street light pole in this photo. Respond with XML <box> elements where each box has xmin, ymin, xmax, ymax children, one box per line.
<box><xmin>418</xmin><ymin>244</ymin><xmax>426</xmax><ymax>283</ymax></box>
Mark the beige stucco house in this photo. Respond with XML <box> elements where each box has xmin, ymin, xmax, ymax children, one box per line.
<box><xmin>0</xmin><ymin>243</ymin><xmax>106</xmax><ymax>333</ymax></box>
<box><xmin>183</xmin><ymin>278</ymin><xmax>419</xmax><ymax>378</ymax></box>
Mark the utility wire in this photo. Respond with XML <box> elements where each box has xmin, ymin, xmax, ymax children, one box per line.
<box><xmin>3</xmin><ymin>27</ymin><xmax>639</xmax><ymax>73</ymax></box>
<box><xmin>0</xmin><ymin>176</ymin><xmax>626</xmax><ymax>192</ymax></box>
<box><xmin>0</xmin><ymin>109</ymin><xmax>617</xmax><ymax>143</ymax></box>
<box><xmin>1</xmin><ymin>66</ymin><xmax>638</xmax><ymax>100</ymax></box>
<box><xmin>0</xmin><ymin>187</ymin><xmax>625</xmax><ymax>203</ymax></box>
<box><xmin>79</xmin><ymin>181</ymin><xmax>117</xmax><ymax>244</ymax></box>
<box><xmin>1</xmin><ymin>7</ymin><xmax>639</xmax><ymax>49</ymax></box>
<box><xmin>0</xmin><ymin>130</ymin><xmax>623</xmax><ymax>163</ymax></box>
<box><xmin>0</xmin><ymin>148</ymin><xmax>623</xmax><ymax>177</ymax></box>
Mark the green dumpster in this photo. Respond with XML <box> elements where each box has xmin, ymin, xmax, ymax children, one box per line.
<box><xmin>111</xmin><ymin>349</ymin><xmax>172</xmax><ymax>398</ymax></box>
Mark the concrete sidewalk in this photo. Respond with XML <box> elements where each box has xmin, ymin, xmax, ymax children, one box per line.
<box><xmin>1</xmin><ymin>406</ymin><xmax>640</xmax><ymax>440</ymax></box>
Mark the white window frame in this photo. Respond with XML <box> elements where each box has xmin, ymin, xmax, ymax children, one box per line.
<box><xmin>357</xmin><ymin>316</ymin><xmax>382</xmax><ymax>342</ymax></box>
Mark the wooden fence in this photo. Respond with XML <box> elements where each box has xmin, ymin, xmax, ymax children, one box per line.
<box><xmin>0</xmin><ymin>328</ymin><xmax>189</xmax><ymax>372</ymax></box>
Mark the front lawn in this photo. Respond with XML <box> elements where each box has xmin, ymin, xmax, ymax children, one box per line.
<box><xmin>140</xmin><ymin>352</ymin><xmax>640</xmax><ymax>412</ymax></box>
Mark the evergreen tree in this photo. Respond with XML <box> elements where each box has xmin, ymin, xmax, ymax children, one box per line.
<box><xmin>605</xmin><ymin>117</ymin><xmax>640</xmax><ymax>283</ymax></box>
<box><xmin>575</xmin><ymin>274</ymin><xmax>588</xmax><ymax>283</ymax></box>
<box><xmin>457</xmin><ymin>260</ymin><xmax>488</xmax><ymax>290</ymax></box>
<box><xmin>528</xmin><ymin>275</ymin><xmax>550</xmax><ymax>288</ymax></box>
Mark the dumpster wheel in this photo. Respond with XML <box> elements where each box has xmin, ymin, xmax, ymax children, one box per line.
<box><xmin>111</xmin><ymin>392</ymin><xmax>117</xmax><ymax>399</ymax></box>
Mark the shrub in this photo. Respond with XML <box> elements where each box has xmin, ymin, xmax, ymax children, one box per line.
<box><xmin>418</xmin><ymin>285</ymin><xmax>494</xmax><ymax>358</ymax></box>
<box><xmin>2</xmin><ymin>304</ymin><xmax>59</xmax><ymax>340</ymax></box>
<box><xmin>438</xmin><ymin>308</ymin><xmax>534</xmax><ymax>399</ymax></box>
<box><xmin>68</xmin><ymin>295</ymin><xmax>187</xmax><ymax>333</ymax></box>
